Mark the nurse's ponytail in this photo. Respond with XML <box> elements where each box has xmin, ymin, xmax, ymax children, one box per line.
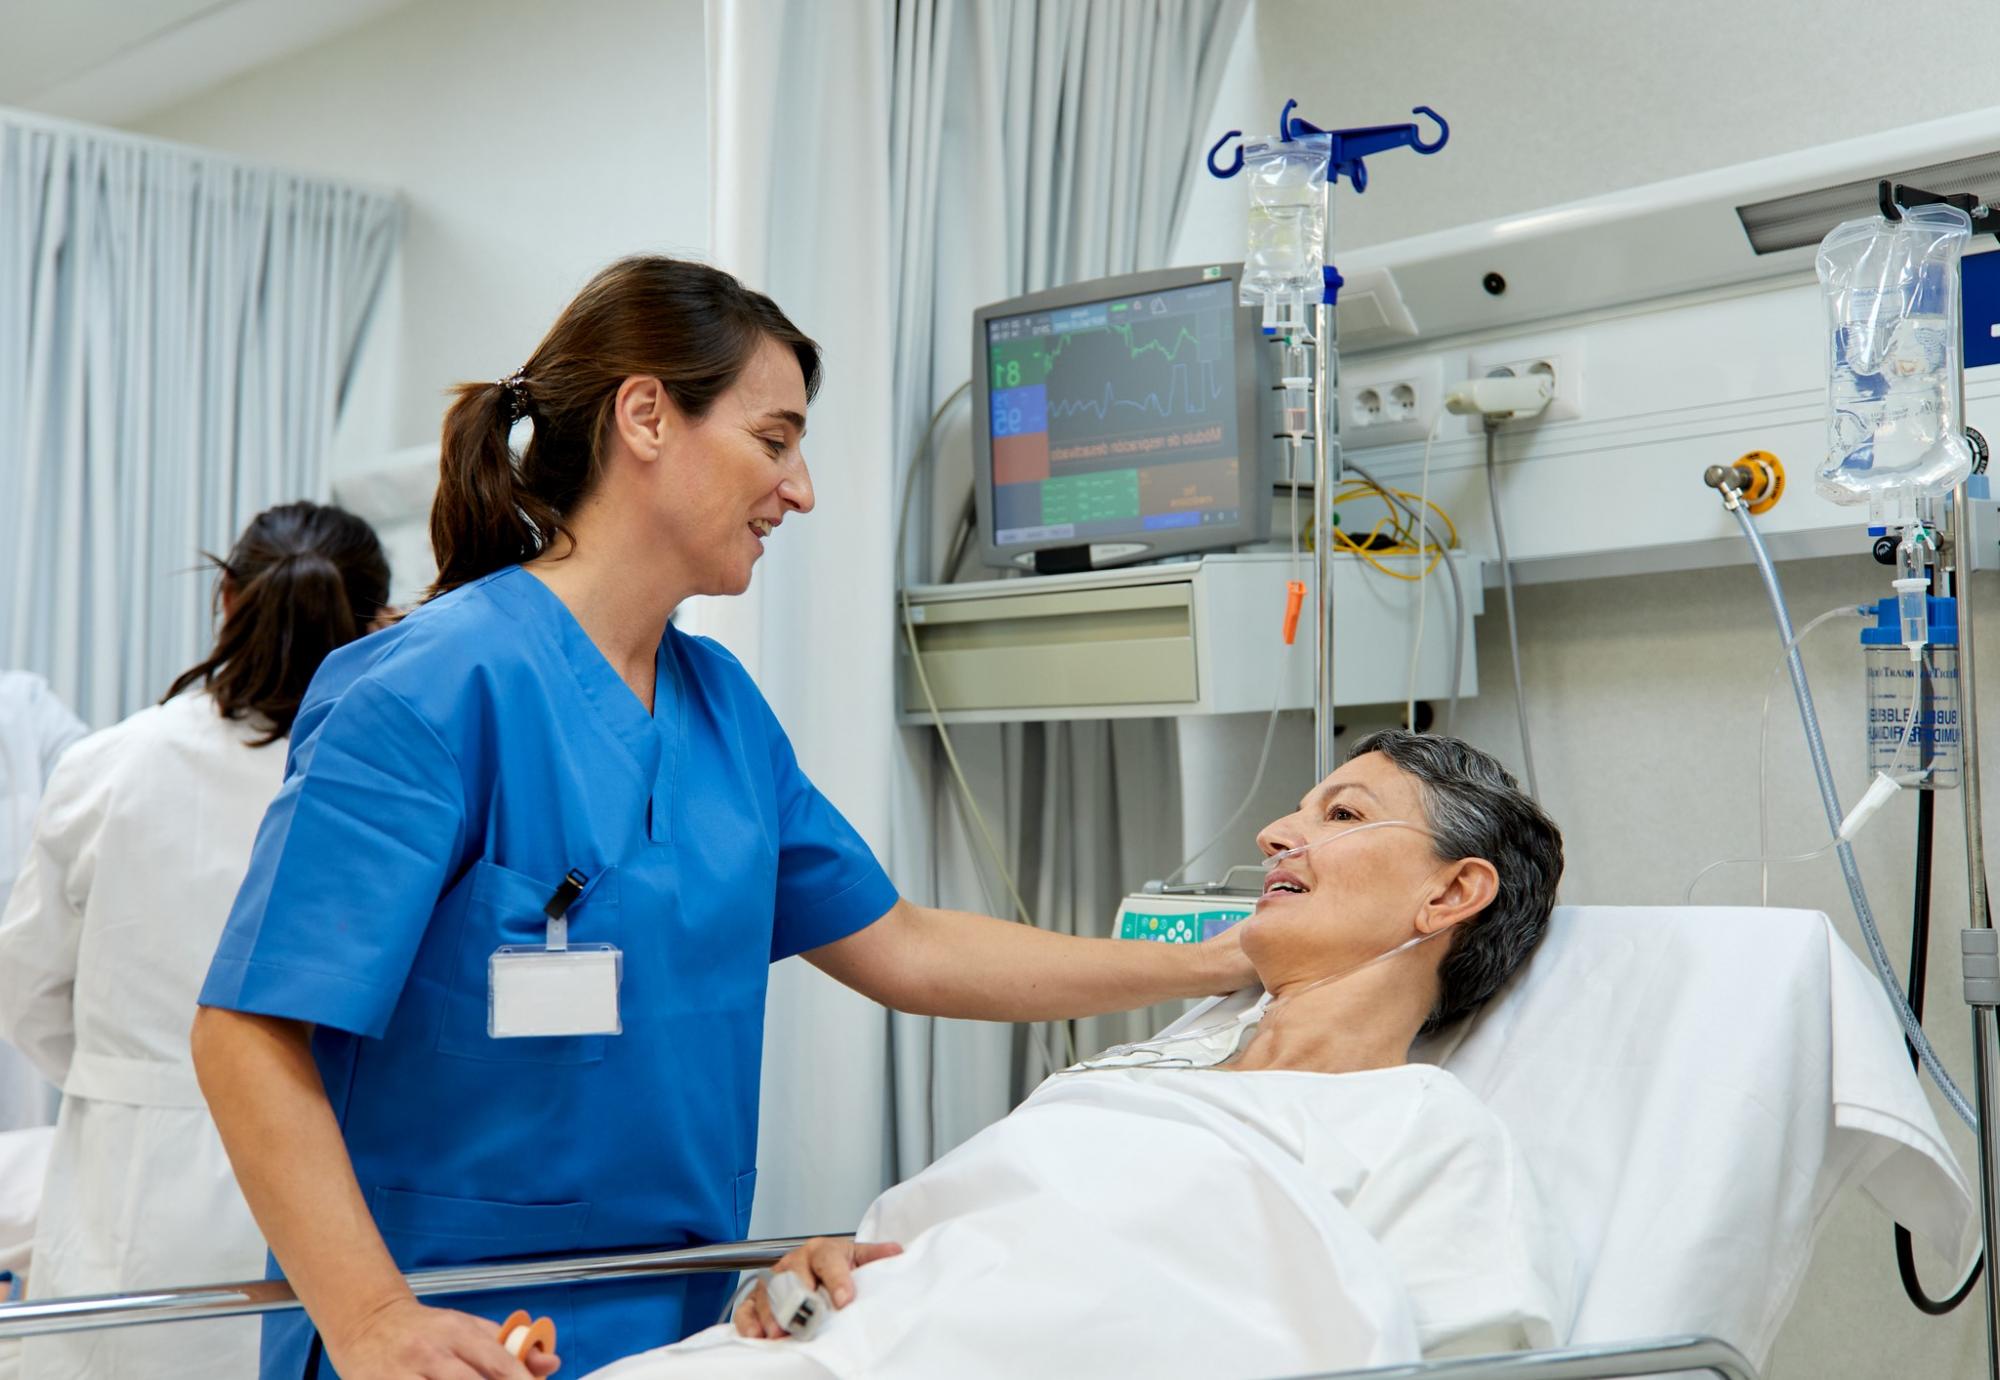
<box><xmin>433</xmin><ymin>376</ymin><xmax>562</xmax><ymax>597</ymax></box>
<box><xmin>428</xmin><ymin>256</ymin><xmax>820</xmax><ymax>598</ymax></box>
<box><xmin>164</xmin><ymin>502</ymin><xmax>391</xmax><ymax>744</ymax></box>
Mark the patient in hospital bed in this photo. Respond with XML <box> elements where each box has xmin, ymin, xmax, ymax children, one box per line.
<box><xmin>588</xmin><ymin>730</ymin><xmax>1572</xmax><ymax>1380</ymax></box>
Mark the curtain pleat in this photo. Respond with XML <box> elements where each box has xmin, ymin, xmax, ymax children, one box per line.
<box><xmin>0</xmin><ymin>117</ymin><xmax>402</xmax><ymax>727</ymax></box>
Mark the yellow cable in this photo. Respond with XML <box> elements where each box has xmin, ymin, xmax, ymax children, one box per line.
<box><xmin>1322</xmin><ymin>480</ymin><xmax>1458</xmax><ymax>581</ymax></box>
<box><xmin>1331</xmin><ymin>480</ymin><xmax>1458</xmax><ymax>547</ymax></box>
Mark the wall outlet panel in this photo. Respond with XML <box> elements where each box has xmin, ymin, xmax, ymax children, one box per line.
<box><xmin>1341</xmin><ymin>356</ymin><xmax>1444</xmax><ymax>449</ymax></box>
<box><xmin>1468</xmin><ymin>332</ymin><xmax>1585</xmax><ymax>423</ymax></box>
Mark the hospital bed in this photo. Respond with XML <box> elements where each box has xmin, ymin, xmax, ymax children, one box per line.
<box><xmin>0</xmin><ymin>906</ymin><xmax>1971</xmax><ymax>1380</ymax></box>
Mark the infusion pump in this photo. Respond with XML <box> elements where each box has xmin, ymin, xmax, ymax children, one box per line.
<box><xmin>1113</xmin><ymin>890</ymin><xmax>1256</xmax><ymax>944</ymax></box>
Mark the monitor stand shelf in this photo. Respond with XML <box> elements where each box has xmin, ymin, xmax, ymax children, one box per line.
<box><xmin>896</xmin><ymin>551</ymin><xmax>1483</xmax><ymax>724</ymax></box>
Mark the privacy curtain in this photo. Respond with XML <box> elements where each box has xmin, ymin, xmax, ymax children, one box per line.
<box><xmin>704</xmin><ymin>0</ymin><xmax>1246</xmax><ymax>1232</ymax></box>
<box><xmin>0</xmin><ymin>112</ymin><xmax>402</xmax><ymax>728</ymax></box>
<box><xmin>883</xmin><ymin>1</ymin><xmax>1251</xmax><ymax>1180</ymax></box>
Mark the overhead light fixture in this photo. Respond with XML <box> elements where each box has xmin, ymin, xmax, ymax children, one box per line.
<box><xmin>1736</xmin><ymin>148</ymin><xmax>2000</xmax><ymax>255</ymax></box>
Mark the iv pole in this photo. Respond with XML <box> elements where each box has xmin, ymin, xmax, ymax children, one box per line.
<box><xmin>1838</xmin><ymin>181</ymin><xmax>2000</xmax><ymax>1376</ymax></box>
<box><xmin>1313</xmin><ymin>253</ymin><xmax>1339</xmax><ymax>778</ymax></box>
<box><xmin>1206</xmin><ymin>101</ymin><xmax>1447</xmax><ymax>776</ymax></box>
<box><xmin>1953</xmin><ymin>468</ymin><xmax>2000</xmax><ymax>1380</ymax></box>
<box><xmin>1880</xmin><ymin>177</ymin><xmax>2000</xmax><ymax>1378</ymax></box>
<box><xmin>1949</xmin><ymin>265</ymin><xmax>2000</xmax><ymax>1380</ymax></box>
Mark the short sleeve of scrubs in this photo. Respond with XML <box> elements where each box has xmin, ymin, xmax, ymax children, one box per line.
<box><xmin>201</xmin><ymin>674</ymin><xmax>467</xmax><ymax>1037</ymax></box>
<box><xmin>760</xmin><ymin>706</ymin><xmax>899</xmax><ymax>963</ymax></box>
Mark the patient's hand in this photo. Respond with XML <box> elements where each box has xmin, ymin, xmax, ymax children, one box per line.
<box><xmin>733</xmin><ymin>1236</ymin><xmax>905</xmax><ymax>1339</ymax></box>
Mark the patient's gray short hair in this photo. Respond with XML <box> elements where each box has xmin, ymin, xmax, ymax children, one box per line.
<box><xmin>1347</xmin><ymin>730</ymin><xmax>1564</xmax><ymax>1034</ymax></box>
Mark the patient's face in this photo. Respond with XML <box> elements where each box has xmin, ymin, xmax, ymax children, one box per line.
<box><xmin>1244</xmin><ymin>753</ymin><xmax>1442</xmax><ymax>986</ymax></box>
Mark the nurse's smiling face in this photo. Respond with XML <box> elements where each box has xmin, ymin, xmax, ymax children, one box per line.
<box><xmin>618</xmin><ymin>335</ymin><xmax>817</xmax><ymax>597</ymax></box>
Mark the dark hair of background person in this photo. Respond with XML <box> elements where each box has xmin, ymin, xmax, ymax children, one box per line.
<box><xmin>429</xmin><ymin>255</ymin><xmax>823</xmax><ymax>599</ymax></box>
<box><xmin>163</xmin><ymin>501</ymin><xmax>390</xmax><ymax>744</ymax></box>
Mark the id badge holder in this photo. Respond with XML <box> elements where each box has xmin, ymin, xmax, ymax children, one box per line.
<box><xmin>489</xmin><ymin>869</ymin><xmax>623</xmax><ymax>1039</ymax></box>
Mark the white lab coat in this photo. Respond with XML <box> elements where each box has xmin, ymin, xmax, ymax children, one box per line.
<box><xmin>0</xmin><ymin>691</ymin><xmax>278</xmax><ymax>1380</ymax></box>
<box><xmin>0</xmin><ymin>673</ymin><xmax>87</xmax><ymax>1133</ymax></box>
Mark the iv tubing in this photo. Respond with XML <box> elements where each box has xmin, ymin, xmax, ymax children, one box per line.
<box><xmin>1688</xmin><ymin>670</ymin><xmax>1920</xmax><ymax>903</ymax></box>
<box><xmin>1897</xmin><ymin>786</ymin><xmax>1986</xmax><ymax>1312</ymax></box>
<box><xmin>1759</xmin><ymin>606</ymin><xmax>1870</xmax><ymax>904</ymax></box>
<box><xmin>1732</xmin><ymin>503</ymin><xmax>1975</xmax><ymax>1127</ymax></box>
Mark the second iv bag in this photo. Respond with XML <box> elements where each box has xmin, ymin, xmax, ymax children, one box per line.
<box><xmin>1814</xmin><ymin>204</ymin><xmax>1974</xmax><ymax>525</ymax></box>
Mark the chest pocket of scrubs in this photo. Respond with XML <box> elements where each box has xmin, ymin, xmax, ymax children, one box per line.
<box><xmin>435</xmin><ymin>860</ymin><xmax>620</xmax><ymax>1066</ymax></box>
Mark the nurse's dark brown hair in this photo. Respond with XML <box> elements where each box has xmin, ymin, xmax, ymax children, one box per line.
<box><xmin>429</xmin><ymin>256</ymin><xmax>822</xmax><ymax>599</ymax></box>
<box><xmin>164</xmin><ymin>501</ymin><xmax>391</xmax><ymax>744</ymax></box>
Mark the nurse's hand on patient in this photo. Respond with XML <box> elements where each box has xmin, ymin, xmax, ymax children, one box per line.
<box><xmin>733</xmin><ymin>1237</ymin><xmax>904</xmax><ymax>1339</ymax></box>
<box><xmin>332</xmin><ymin>1296</ymin><xmax>559</xmax><ymax>1379</ymax></box>
<box><xmin>1199</xmin><ymin>922</ymin><xmax>1257</xmax><ymax>992</ymax></box>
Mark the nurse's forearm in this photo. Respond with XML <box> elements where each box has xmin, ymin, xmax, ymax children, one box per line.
<box><xmin>811</xmin><ymin>900</ymin><xmax>1250</xmax><ymax>1020</ymax></box>
<box><xmin>190</xmin><ymin>1007</ymin><xmax>415</xmax><ymax>1347</ymax></box>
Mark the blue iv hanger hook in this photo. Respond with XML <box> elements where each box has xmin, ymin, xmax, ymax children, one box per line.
<box><xmin>1206</xmin><ymin>100</ymin><xmax>1449</xmax><ymax>189</ymax></box>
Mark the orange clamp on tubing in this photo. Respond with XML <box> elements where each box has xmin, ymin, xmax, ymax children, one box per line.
<box><xmin>499</xmin><ymin>1310</ymin><xmax>557</xmax><ymax>1361</ymax></box>
<box><xmin>1283</xmin><ymin>580</ymin><xmax>1307</xmax><ymax>645</ymax></box>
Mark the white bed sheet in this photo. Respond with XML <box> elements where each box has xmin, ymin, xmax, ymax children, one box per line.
<box><xmin>1161</xmin><ymin>905</ymin><xmax>1976</xmax><ymax>1366</ymax></box>
<box><xmin>590</xmin><ymin>1069</ymin><xmax>1432</xmax><ymax>1379</ymax></box>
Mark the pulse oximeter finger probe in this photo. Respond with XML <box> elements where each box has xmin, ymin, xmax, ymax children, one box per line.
<box><xmin>764</xmin><ymin>1269</ymin><xmax>834</xmax><ymax>1339</ymax></box>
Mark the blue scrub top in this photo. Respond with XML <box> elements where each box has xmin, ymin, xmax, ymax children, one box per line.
<box><xmin>201</xmin><ymin>566</ymin><xmax>899</xmax><ymax>1378</ymax></box>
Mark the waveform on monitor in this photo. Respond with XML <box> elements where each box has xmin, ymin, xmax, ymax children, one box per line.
<box><xmin>1048</xmin><ymin>359</ymin><xmax>1225</xmax><ymax>423</ymax></box>
<box><xmin>1022</xmin><ymin>320</ymin><xmax>1216</xmax><ymax>377</ymax></box>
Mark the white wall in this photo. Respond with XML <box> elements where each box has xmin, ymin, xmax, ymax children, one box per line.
<box><xmin>1178</xmin><ymin>0</ymin><xmax>2000</xmax><ymax>261</ymax></box>
<box><xmin>131</xmin><ymin>0</ymin><xmax>710</xmax><ymax>600</ymax></box>
<box><xmin>1170</xmin><ymin>2</ymin><xmax>2000</xmax><ymax>1376</ymax></box>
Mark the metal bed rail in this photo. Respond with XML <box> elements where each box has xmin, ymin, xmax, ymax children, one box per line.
<box><xmin>1298</xmin><ymin>1335</ymin><xmax>1757</xmax><ymax>1380</ymax></box>
<box><xmin>0</xmin><ymin>1237</ymin><xmax>1759</xmax><ymax>1378</ymax></box>
<box><xmin>0</xmin><ymin>1237</ymin><xmax>816</xmax><ymax>1340</ymax></box>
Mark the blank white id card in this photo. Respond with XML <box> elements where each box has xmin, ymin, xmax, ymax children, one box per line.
<box><xmin>489</xmin><ymin>944</ymin><xmax>623</xmax><ymax>1038</ymax></box>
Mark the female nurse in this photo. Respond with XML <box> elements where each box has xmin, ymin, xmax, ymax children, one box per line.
<box><xmin>191</xmin><ymin>257</ymin><xmax>1253</xmax><ymax>1380</ymax></box>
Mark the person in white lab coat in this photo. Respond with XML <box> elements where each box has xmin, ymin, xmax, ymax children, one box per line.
<box><xmin>0</xmin><ymin>502</ymin><xmax>390</xmax><ymax>1380</ymax></box>
<box><xmin>0</xmin><ymin>673</ymin><xmax>87</xmax><ymax>1135</ymax></box>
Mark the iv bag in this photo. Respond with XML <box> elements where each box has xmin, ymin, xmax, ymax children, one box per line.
<box><xmin>1239</xmin><ymin>133</ymin><xmax>1329</xmax><ymax>330</ymax></box>
<box><xmin>1815</xmin><ymin>204</ymin><xmax>1974</xmax><ymax>525</ymax></box>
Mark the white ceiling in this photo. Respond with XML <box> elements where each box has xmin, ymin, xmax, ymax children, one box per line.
<box><xmin>0</xmin><ymin>0</ymin><xmax>420</xmax><ymax>126</ymax></box>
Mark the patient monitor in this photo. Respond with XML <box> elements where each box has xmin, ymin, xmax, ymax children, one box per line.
<box><xmin>971</xmin><ymin>263</ymin><xmax>1276</xmax><ymax>574</ymax></box>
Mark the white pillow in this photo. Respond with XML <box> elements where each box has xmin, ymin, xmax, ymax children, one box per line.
<box><xmin>1159</xmin><ymin>905</ymin><xmax>1974</xmax><ymax>1365</ymax></box>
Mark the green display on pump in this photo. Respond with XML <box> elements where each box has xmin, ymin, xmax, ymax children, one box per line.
<box><xmin>1115</xmin><ymin>909</ymin><xmax>1248</xmax><ymax>944</ymax></box>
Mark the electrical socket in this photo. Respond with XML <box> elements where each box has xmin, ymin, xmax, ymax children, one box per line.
<box><xmin>1340</xmin><ymin>357</ymin><xmax>1443</xmax><ymax>449</ymax></box>
<box><xmin>1466</xmin><ymin>334</ymin><xmax>1583</xmax><ymax>422</ymax></box>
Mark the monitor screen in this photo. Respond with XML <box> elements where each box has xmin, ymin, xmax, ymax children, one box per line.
<box><xmin>981</xmin><ymin>276</ymin><xmax>1252</xmax><ymax>560</ymax></box>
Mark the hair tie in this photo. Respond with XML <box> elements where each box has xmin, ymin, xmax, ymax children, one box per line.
<box><xmin>499</xmin><ymin>369</ymin><xmax>532</xmax><ymax>424</ymax></box>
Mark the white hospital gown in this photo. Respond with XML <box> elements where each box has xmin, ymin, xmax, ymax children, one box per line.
<box><xmin>588</xmin><ymin>1063</ymin><xmax>1574</xmax><ymax>1379</ymax></box>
